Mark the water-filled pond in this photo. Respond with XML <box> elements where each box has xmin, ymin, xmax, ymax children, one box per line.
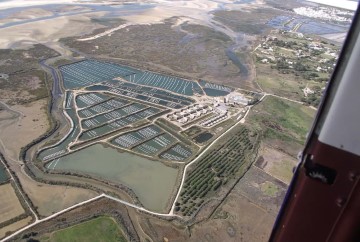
<box><xmin>0</xmin><ymin>164</ymin><xmax>8</xmax><ymax>183</ymax></box>
<box><xmin>203</xmin><ymin>88</ymin><xmax>230</xmax><ymax>97</ymax></box>
<box><xmin>194</xmin><ymin>132</ymin><xmax>214</xmax><ymax>144</ymax></box>
<box><xmin>47</xmin><ymin>144</ymin><xmax>179</xmax><ymax>212</ymax></box>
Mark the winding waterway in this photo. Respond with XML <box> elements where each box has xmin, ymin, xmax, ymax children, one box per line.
<box><xmin>0</xmin><ymin>163</ymin><xmax>7</xmax><ymax>183</ymax></box>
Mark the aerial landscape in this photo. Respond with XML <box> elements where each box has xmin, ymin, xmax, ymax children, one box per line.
<box><xmin>0</xmin><ymin>0</ymin><xmax>356</xmax><ymax>241</ymax></box>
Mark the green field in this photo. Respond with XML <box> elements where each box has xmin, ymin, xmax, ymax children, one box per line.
<box><xmin>268</xmin><ymin>157</ymin><xmax>296</xmax><ymax>183</ymax></box>
<box><xmin>45</xmin><ymin>217</ymin><xmax>127</xmax><ymax>242</ymax></box>
<box><xmin>261</xmin><ymin>181</ymin><xmax>279</xmax><ymax>197</ymax></box>
<box><xmin>256</xmin><ymin>64</ymin><xmax>303</xmax><ymax>101</ymax></box>
<box><xmin>248</xmin><ymin>96</ymin><xmax>316</xmax><ymax>155</ymax></box>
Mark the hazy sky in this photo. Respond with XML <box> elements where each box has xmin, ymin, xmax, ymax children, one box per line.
<box><xmin>0</xmin><ymin>0</ymin><xmax>358</xmax><ymax>11</ymax></box>
<box><xmin>306</xmin><ymin>0</ymin><xmax>358</xmax><ymax>10</ymax></box>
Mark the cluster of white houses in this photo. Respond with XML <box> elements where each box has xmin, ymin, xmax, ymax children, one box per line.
<box><xmin>167</xmin><ymin>104</ymin><xmax>213</xmax><ymax>123</ymax></box>
<box><xmin>167</xmin><ymin>101</ymin><xmax>232</xmax><ymax>127</ymax></box>
<box><xmin>166</xmin><ymin>93</ymin><xmax>249</xmax><ymax>127</ymax></box>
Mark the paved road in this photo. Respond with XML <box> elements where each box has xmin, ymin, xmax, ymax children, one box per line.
<box><xmin>0</xmin><ymin>194</ymin><xmax>104</xmax><ymax>242</ymax></box>
<box><xmin>266</xmin><ymin>93</ymin><xmax>304</xmax><ymax>105</ymax></box>
<box><xmin>0</xmin><ymin>193</ymin><xmax>180</xmax><ymax>242</ymax></box>
<box><xmin>103</xmin><ymin>194</ymin><xmax>181</xmax><ymax>218</ymax></box>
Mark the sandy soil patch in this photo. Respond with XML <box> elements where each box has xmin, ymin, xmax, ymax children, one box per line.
<box><xmin>56</xmin><ymin>5</ymin><xmax>92</xmax><ymax>13</ymax></box>
<box><xmin>122</xmin><ymin>0</ymin><xmax>265</xmax><ymax>25</ymax></box>
<box><xmin>121</xmin><ymin>5</ymin><xmax>209</xmax><ymax>25</ymax></box>
<box><xmin>0</xmin><ymin>8</ymin><xmax>53</xmax><ymax>26</ymax></box>
<box><xmin>256</xmin><ymin>145</ymin><xmax>297</xmax><ymax>184</ymax></box>
<box><xmin>0</xmin><ymin>216</ymin><xmax>32</xmax><ymax>239</ymax></box>
<box><xmin>0</xmin><ymin>99</ymin><xmax>49</xmax><ymax>161</ymax></box>
<box><xmin>17</xmin><ymin>170</ymin><xmax>99</xmax><ymax>217</ymax></box>
<box><xmin>190</xmin><ymin>194</ymin><xmax>275</xmax><ymax>242</ymax></box>
<box><xmin>0</xmin><ymin>12</ymin><xmax>105</xmax><ymax>49</ymax></box>
<box><xmin>0</xmin><ymin>109</ymin><xmax>17</xmax><ymax>121</ymax></box>
<box><xmin>0</xmin><ymin>0</ymin><xmax>268</xmax><ymax>49</ymax></box>
<box><xmin>0</xmin><ymin>183</ymin><xmax>25</xmax><ymax>223</ymax></box>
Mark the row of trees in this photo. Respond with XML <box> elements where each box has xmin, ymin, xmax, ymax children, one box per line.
<box><xmin>175</xmin><ymin>127</ymin><xmax>258</xmax><ymax>216</ymax></box>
